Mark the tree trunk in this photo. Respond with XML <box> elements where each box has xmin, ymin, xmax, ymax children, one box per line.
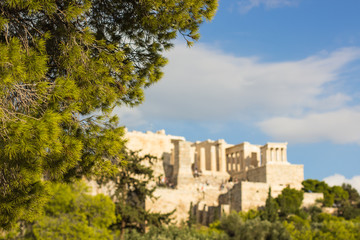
<box><xmin>120</xmin><ymin>220</ymin><xmax>126</xmax><ymax>240</ymax></box>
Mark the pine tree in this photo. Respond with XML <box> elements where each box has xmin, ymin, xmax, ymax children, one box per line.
<box><xmin>99</xmin><ymin>150</ymin><xmax>173</xmax><ymax>240</ymax></box>
<box><xmin>261</xmin><ymin>188</ymin><xmax>279</xmax><ymax>222</ymax></box>
<box><xmin>276</xmin><ymin>187</ymin><xmax>304</xmax><ymax>218</ymax></box>
<box><xmin>0</xmin><ymin>0</ymin><xmax>218</xmax><ymax>229</ymax></box>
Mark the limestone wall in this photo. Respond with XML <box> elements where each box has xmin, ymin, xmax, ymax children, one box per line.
<box><xmin>240</xmin><ymin>182</ymin><xmax>271</xmax><ymax>212</ymax></box>
<box><xmin>265</xmin><ymin>164</ymin><xmax>304</xmax><ymax>189</ymax></box>
<box><xmin>125</xmin><ymin>129</ymin><xmax>185</xmax><ymax>177</ymax></box>
<box><xmin>244</xmin><ymin>165</ymin><xmax>267</xmax><ymax>182</ymax></box>
<box><xmin>231</xmin><ymin>162</ymin><xmax>303</xmax><ymax>189</ymax></box>
<box><xmin>172</xmin><ymin>140</ymin><xmax>194</xmax><ymax>187</ymax></box>
<box><xmin>191</xmin><ymin>203</ymin><xmax>229</xmax><ymax>226</ymax></box>
<box><xmin>125</xmin><ymin>129</ymin><xmax>184</xmax><ymax>159</ymax></box>
<box><xmin>146</xmin><ymin>174</ymin><xmax>227</xmax><ymax>224</ymax></box>
<box><xmin>302</xmin><ymin>192</ymin><xmax>323</xmax><ymax>207</ymax></box>
<box><xmin>218</xmin><ymin>180</ymin><xmax>298</xmax><ymax>212</ymax></box>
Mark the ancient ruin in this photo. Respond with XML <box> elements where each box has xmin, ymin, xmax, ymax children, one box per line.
<box><xmin>92</xmin><ymin>129</ymin><xmax>322</xmax><ymax>225</ymax></box>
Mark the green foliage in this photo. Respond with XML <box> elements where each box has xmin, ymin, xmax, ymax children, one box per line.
<box><xmin>307</xmin><ymin>205</ymin><xmax>323</xmax><ymax>222</ymax></box>
<box><xmin>238</xmin><ymin>209</ymin><xmax>261</xmax><ymax>221</ymax></box>
<box><xmin>341</xmin><ymin>183</ymin><xmax>360</xmax><ymax>203</ymax></box>
<box><xmin>217</xmin><ymin>211</ymin><xmax>290</xmax><ymax>240</ymax></box>
<box><xmin>261</xmin><ymin>188</ymin><xmax>279</xmax><ymax>222</ymax></box>
<box><xmin>4</xmin><ymin>181</ymin><xmax>116</xmax><ymax>239</ymax></box>
<box><xmin>276</xmin><ymin>187</ymin><xmax>304</xmax><ymax>218</ymax></box>
<box><xmin>187</xmin><ymin>202</ymin><xmax>197</xmax><ymax>227</ymax></box>
<box><xmin>338</xmin><ymin>201</ymin><xmax>360</xmax><ymax>220</ymax></box>
<box><xmin>0</xmin><ymin>0</ymin><xmax>218</xmax><ymax>229</ymax></box>
<box><xmin>285</xmin><ymin>213</ymin><xmax>360</xmax><ymax>240</ymax></box>
<box><xmin>302</xmin><ymin>179</ymin><xmax>349</xmax><ymax>207</ymax></box>
<box><xmin>218</xmin><ymin>211</ymin><xmax>243</xmax><ymax>238</ymax></box>
<box><xmin>99</xmin><ymin>150</ymin><xmax>174</xmax><ymax>239</ymax></box>
<box><xmin>122</xmin><ymin>225</ymin><xmax>223</xmax><ymax>240</ymax></box>
<box><xmin>331</xmin><ymin>186</ymin><xmax>349</xmax><ymax>206</ymax></box>
<box><xmin>342</xmin><ymin>183</ymin><xmax>360</xmax><ymax>203</ymax></box>
<box><xmin>283</xmin><ymin>217</ymin><xmax>313</xmax><ymax>240</ymax></box>
<box><xmin>302</xmin><ymin>179</ymin><xmax>329</xmax><ymax>193</ymax></box>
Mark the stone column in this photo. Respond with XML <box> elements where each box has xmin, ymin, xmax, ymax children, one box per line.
<box><xmin>229</xmin><ymin>154</ymin><xmax>232</xmax><ymax>172</ymax></box>
<box><xmin>240</xmin><ymin>150</ymin><xmax>244</xmax><ymax>171</ymax></box>
<box><xmin>231</xmin><ymin>153</ymin><xmax>235</xmax><ymax>172</ymax></box>
<box><xmin>200</xmin><ymin>147</ymin><xmax>206</xmax><ymax>172</ymax></box>
<box><xmin>283</xmin><ymin>147</ymin><xmax>287</xmax><ymax>162</ymax></box>
<box><xmin>218</xmin><ymin>145</ymin><xmax>224</xmax><ymax>172</ymax></box>
<box><xmin>233</xmin><ymin>152</ymin><xmax>237</xmax><ymax>172</ymax></box>
<box><xmin>226</xmin><ymin>154</ymin><xmax>229</xmax><ymax>172</ymax></box>
<box><xmin>229</xmin><ymin>153</ymin><xmax>232</xmax><ymax>172</ymax></box>
<box><xmin>220</xmin><ymin>143</ymin><xmax>227</xmax><ymax>172</ymax></box>
<box><xmin>211</xmin><ymin>145</ymin><xmax>217</xmax><ymax>172</ymax></box>
<box><xmin>236</xmin><ymin>152</ymin><xmax>240</xmax><ymax>172</ymax></box>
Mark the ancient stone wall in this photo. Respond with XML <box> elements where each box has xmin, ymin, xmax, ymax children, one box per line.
<box><xmin>236</xmin><ymin>165</ymin><xmax>267</xmax><ymax>182</ymax></box>
<box><xmin>172</xmin><ymin>140</ymin><xmax>194</xmax><ymax>187</ymax></box>
<box><xmin>125</xmin><ymin>129</ymin><xmax>184</xmax><ymax>158</ymax></box>
<box><xmin>302</xmin><ymin>192</ymin><xmax>323</xmax><ymax>207</ymax></box>
<box><xmin>265</xmin><ymin>164</ymin><xmax>304</xmax><ymax>189</ymax></box>
<box><xmin>125</xmin><ymin>129</ymin><xmax>185</xmax><ymax>178</ymax></box>
<box><xmin>218</xmin><ymin>181</ymin><xmax>289</xmax><ymax>212</ymax></box>
<box><xmin>191</xmin><ymin>202</ymin><xmax>230</xmax><ymax>226</ymax></box>
<box><xmin>88</xmin><ymin>129</ymin><xmax>313</xmax><ymax>225</ymax></box>
<box><xmin>233</xmin><ymin>164</ymin><xmax>303</xmax><ymax>188</ymax></box>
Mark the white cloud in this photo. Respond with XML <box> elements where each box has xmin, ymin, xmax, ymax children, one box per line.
<box><xmin>238</xmin><ymin>0</ymin><xmax>300</xmax><ymax>13</ymax></box>
<box><xmin>115</xmin><ymin>107</ymin><xmax>148</xmax><ymax>129</ymax></box>
<box><xmin>324</xmin><ymin>174</ymin><xmax>360</xmax><ymax>194</ymax></box>
<box><xmin>116</xmin><ymin>43</ymin><xmax>360</xmax><ymax>144</ymax></box>
<box><xmin>258</xmin><ymin>107</ymin><xmax>360</xmax><ymax>144</ymax></box>
<box><xmin>143</xmin><ymin>44</ymin><xmax>359</xmax><ymax>119</ymax></box>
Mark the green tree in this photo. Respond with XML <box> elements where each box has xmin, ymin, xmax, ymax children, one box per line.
<box><xmin>6</xmin><ymin>181</ymin><xmax>116</xmax><ymax>240</ymax></box>
<box><xmin>330</xmin><ymin>185</ymin><xmax>349</xmax><ymax>207</ymax></box>
<box><xmin>302</xmin><ymin>179</ymin><xmax>329</xmax><ymax>193</ymax></box>
<box><xmin>302</xmin><ymin>179</ymin><xmax>335</xmax><ymax>207</ymax></box>
<box><xmin>338</xmin><ymin>201</ymin><xmax>360</xmax><ymax>220</ymax></box>
<box><xmin>276</xmin><ymin>187</ymin><xmax>304</xmax><ymax>218</ymax></box>
<box><xmin>187</xmin><ymin>202</ymin><xmax>197</xmax><ymax>227</ymax></box>
<box><xmin>100</xmin><ymin>150</ymin><xmax>173</xmax><ymax>240</ymax></box>
<box><xmin>342</xmin><ymin>183</ymin><xmax>360</xmax><ymax>203</ymax></box>
<box><xmin>0</xmin><ymin>0</ymin><xmax>218</xmax><ymax>229</ymax></box>
<box><xmin>261</xmin><ymin>188</ymin><xmax>279</xmax><ymax>222</ymax></box>
<box><xmin>124</xmin><ymin>225</ymin><xmax>223</xmax><ymax>240</ymax></box>
<box><xmin>218</xmin><ymin>211</ymin><xmax>290</xmax><ymax>240</ymax></box>
<box><xmin>285</xmin><ymin>213</ymin><xmax>360</xmax><ymax>240</ymax></box>
<box><xmin>337</xmin><ymin>183</ymin><xmax>360</xmax><ymax>219</ymax></box>
<box><xmin>283</xmin><ymin>216</ymin><xmax>313</xmax><ymax>240</ymax></box>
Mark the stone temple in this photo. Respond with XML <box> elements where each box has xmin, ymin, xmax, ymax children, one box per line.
<box><xmin>91</xmin><ymin>129</ymin><xmax>322</xmax><ymax>225</ymax></box>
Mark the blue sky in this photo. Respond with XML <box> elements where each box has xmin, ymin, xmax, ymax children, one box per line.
<box><xmin>117</xmin><ymin>0</ymin><xmax>360</xmax><ymax>190</ymax></box>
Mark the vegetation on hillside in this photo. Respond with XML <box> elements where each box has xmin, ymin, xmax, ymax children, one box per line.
<box><xmin>2</xmin><ymin>177</ymin><xmax>360</xmax><ymax>240</ymax></box>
